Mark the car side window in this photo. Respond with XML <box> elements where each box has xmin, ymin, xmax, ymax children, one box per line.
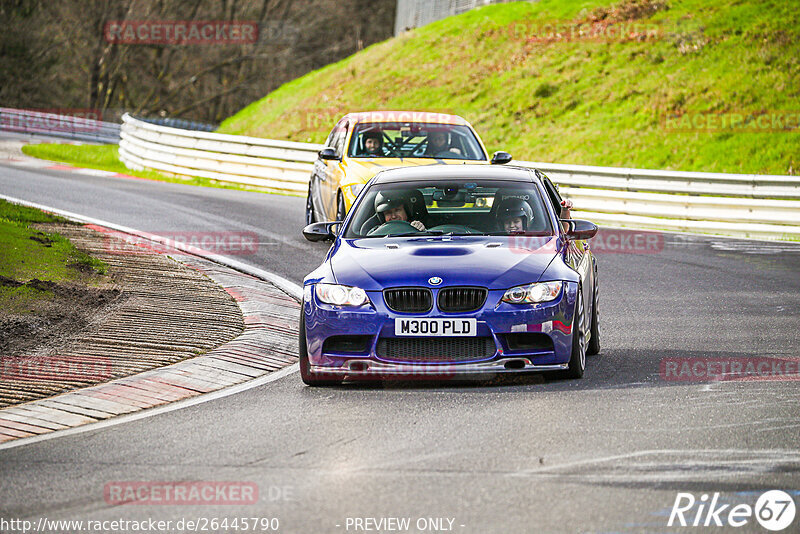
<box><xmin>334</xmin><ymin>122</ymin><xmax>349</xmax><ymax>157</ymax></box>
<box><xmin>324</xmin><ymin>126</ymin><xmax>336</xmax><ymax>148</ymax></box>
<box><xmin>325</xmin><ymin>119</ymin><xmax>347</xmax><ymax>156</ymax></box>
<box><xmin>540</xmin><ymin>172</ymin><xmax>563</xmax><ymax>216</ymax></box>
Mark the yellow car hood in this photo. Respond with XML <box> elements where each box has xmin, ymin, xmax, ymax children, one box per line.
<box><xmin>341</xmin><ymin>157</ymin><xmax>489</xmax><ymax>187</ymax></box>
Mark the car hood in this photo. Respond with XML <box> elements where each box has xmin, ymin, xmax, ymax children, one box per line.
<box><xmin>342</xmin><ymin>157</ymin><xmax>489</xmax><ymax>186</ymax></box>
<box><xmin>329</xmin><ymin>236</ymin><xmax>561</xmax><ymax>291</ymax></box>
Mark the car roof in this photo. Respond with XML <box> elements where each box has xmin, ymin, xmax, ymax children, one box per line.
<box><xmin>372</xmin><ymin>164</ymin><xmax>537</xmax><ymax>184</ymax></box>
<box><xmin>342</xmin><ymin>111</ymin><xmax>469</xmax><ymax>126</ymax></box>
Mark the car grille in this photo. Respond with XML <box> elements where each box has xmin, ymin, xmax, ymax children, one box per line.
<box><xmin>437</xmin><ymin>287</ymin><xmax>487</xmax><ymax>312</ymax></box>
<box><xmin>377</xmin><ymin>337</ymin><xmax>496</xmax><ymax>362</ymax></box>
<box><xmin>384</xmin><ymin>288</ymin><xmax>432</xmax><ymax>313</ymax></box>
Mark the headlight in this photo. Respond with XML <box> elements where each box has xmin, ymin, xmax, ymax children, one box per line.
<box><xmin>349</xmin><ymin>184</ymin><xmax>365</xmax><ymax>196</ymax></box>
<box><xmin>501</xmin><ymin>281</ymin><xmax>562</xmax><ymax>304</ymax></box>
<box><xmin>315</xmin><ymin>283</ymin><xmax>369</xmax><ymax>306</ymax></box>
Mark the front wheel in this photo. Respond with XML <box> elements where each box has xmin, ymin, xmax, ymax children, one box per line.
<box><xmin>587</xmin><ymin>273</ymin><xmax>600</xmax><ymax>356</ymax></box>
<box><xmin>299</xmin><ymin>312</ymin><xmax>341</xmax><ymax>386</ymax></box>
<box><xmin>564</xmin><ymin>287</ymin><xmax>587</xmax><ymax>379</ymax></box>
<box><xmin>305</xmin><ymin>183</ymin><xmax>316</xmax><ymax>225</ymax></box>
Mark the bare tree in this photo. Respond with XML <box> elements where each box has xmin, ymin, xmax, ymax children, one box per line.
<box><xmin>0</xmin><ymin>0</ymin><xmax>395</xmax><ymax>123</ymax></box>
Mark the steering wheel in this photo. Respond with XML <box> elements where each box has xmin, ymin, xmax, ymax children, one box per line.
<box><xmin>367</xmin><ymin>220</ymin><xmax>419</xmax><ymax>236</ymax></box>
<box><xmin>434</xmin><ymin>149</ymin><xmax>463</xmax><ymax>158</ymax></box>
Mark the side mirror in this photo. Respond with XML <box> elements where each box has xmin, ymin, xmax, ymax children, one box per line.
<box><xmin>318</xmin><ymin>147</ymin><xmax>339</xmax><ymax>160</ymax></box>
<box><xmin>491</xmin><ymin>151</ymin><xmax>512</xmax><ymax>165</ymax></box>
<box><xmin>303</xmin><ymin>221</ymin><xmax>340</xmax><ymax>242</ymax></box>
<box><xmin>561</xmin><ymin>219</ymin><xmax>598</xmax><ymax>241</ymax></box>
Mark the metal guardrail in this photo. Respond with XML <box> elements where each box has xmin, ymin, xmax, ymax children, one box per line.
<box><xmin>117</xmin><ymin>113</ymin><xmax>800</xmax><ymax>240</ymax></box>
<box><xmin>119</xmin><ymin>113</ymin><xmax>320</xmax><ymax>193</ymax></box>
<box><xmin>511</xmin><ymin>161</ymin><xmax>800</xmax><ymax>240</ymax></box>
<box><xmin>0</xmin><ymin>107</ymin><xmax>120</xmax><ymax>144</ymax></box>
<box><xmin>136</xmin><ymin>116</ymin><xmax>218</xmax><ymax>133</ymax></box>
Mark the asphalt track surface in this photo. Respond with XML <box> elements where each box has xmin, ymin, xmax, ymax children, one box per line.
<box><xmin>1</xmin><ymin>162</ymin><xmax>799</xmax><ymax>533</ymax></box>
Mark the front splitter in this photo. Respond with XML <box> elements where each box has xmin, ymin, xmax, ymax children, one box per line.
<box><xmin>310</xmin><ymin>357</ymin><xmax>568</xmax><ymax>378</ymax></box>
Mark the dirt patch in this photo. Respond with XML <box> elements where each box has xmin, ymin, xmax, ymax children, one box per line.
<box><xmin>588</xmin><ymin>0</ymin><xmax>669</xmax><ymax>23</ymax></box>
<box><xmin>28</xmin><ymin>231</ymin><xmax>56</xmax><ymax>246</ymax></box>
<box><xmin>0</xmin><ymin>277</ymin><xmax>122</xmax><ymax>359</ymax></box>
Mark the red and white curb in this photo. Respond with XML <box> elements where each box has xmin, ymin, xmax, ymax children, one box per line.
<box><xmin>2</xmin><ymin>156</ymin><xmax>146</xmax><ymax>180</ymax></box>
<box><xmin>0</xmin><ymin>195</ymin><xmax>302</xmax><ymax>450</ymax></box>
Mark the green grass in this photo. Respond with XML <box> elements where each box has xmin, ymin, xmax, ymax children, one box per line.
<box><xmin>21</xmin><ymin>143</ymin><xmax>303</xmax><ymax>196</ymax></box>
<box><xmin>0</xmin><ymin>200</ymin><xmax>67</xmax><ymax>225</ymax></box>
<box><xmin>219</xmin><ymin>0</ymin><xmax>800</xmax><ymax>176</ymax></box>
<box><xmin>0</xmin><ymin>199</ymin><xmax>108</xmax><ymax>313</ymax></box>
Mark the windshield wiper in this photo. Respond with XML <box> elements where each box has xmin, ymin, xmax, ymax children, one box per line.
<box><xmin>378</xmin><ymin>230</ymin><xmax>448</xmax><ymax>238</ymax></box>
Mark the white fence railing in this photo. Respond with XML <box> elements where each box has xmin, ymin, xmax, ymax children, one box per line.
<box><xmin>115</xmin><ymin>114</ymin><xmax>800</xmax><ymax>240</ymax></box>
<box><xmin>119</xmin><ymin>113</ymin><xmax>320</xmax><ymax>193</ymax></box>
<box><xmin>512</xmin><ymin>161</ymin><xmax>800</xmax><ymax>240</ymax></box>
<box><xmin>0</xmin><ymin>107</ymin><xmax>120</xmax><ymax>144</ymax></box>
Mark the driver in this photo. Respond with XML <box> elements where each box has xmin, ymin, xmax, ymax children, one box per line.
<box><xmin>362</xmin><ymin>131</ymin><xmax>384</xmax><ymax>156</ymax></box>
<box><xmin>375</xmin><ymin>191</ymin><xmax>426</xmax><ymax>231</ymax></box>
<box><xmin>496</xmin><ymin>198</ymin><xmax>534</xmax><ymax>233</ymax></box>
<box><xmin>424</xmin><ymin>130</ymin><xmax>460</xmax><ymax>157</ymax></box>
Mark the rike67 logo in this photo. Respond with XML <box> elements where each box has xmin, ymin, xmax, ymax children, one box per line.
<box><xmin>668</xmin><ymin>490</ymin><xmax>796</xmax><ymax>531</ymax></box>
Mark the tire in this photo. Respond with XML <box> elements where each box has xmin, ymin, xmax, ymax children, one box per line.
<box><xmin>336</xmin><ymin>191</ymin><xmax>347</xmax><ymax>222</ymax></box>
<box><xmin>587</xmin><ymin>270</ymin><xmax>601</xmax><ymax>356</ymax></box>
<box><xmin>299</xmin><ymin>312</ymin><xmax>341</xmax><ymax>386</ymax></box>
<box><xmin>305</xmin><ymin>183</ymin><xmax>316</xmax><ymax>225</ymax></box>
<box><xmin>564</xmin><ymin>286</ymin><xmax>587</xmax><ymax>379</ymax></box>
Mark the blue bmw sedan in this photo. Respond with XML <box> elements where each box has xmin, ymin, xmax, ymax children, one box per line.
<box><xmin>300</xmin><ymin>165</ymin><xmax>599</xmax><ymax>385</ymax></box>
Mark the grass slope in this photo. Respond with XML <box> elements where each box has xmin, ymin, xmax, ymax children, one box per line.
<box><xmin>219</xmin><ymin>0</ymin><xmax>799</xmax><ymax>175</ymax></box>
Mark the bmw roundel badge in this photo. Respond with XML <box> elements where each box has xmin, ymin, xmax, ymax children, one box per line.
<box><xmin>428</xmin><ymin>276</ymin><xmax>443</xmax><ymax>286</ymax></box>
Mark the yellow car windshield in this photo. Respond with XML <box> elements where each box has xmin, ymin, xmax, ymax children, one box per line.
<box><xmin>348</xmin><ymin>122</ymin><xmax>485</xmax><ymax>160</ymax></box>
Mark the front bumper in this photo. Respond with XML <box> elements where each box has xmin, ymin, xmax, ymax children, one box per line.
<box><xmin>307</xmin><ymin>358</ymin><xmax>568</xmax><ymax>380</ymax></box>
<box><xmin>303</xmin><ymin>282</ymin><xmax>578</xmax><ymax>379</ymax></box>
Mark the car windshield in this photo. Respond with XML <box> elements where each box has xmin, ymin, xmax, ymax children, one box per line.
<box><xmin>347</xmin><ymin>122</ymin><xmax>485</xmax><ymax>160</ymax></box>
<box><xmin>343</xmin><ymin>179</ymin><xmax>554</xmax><ymax>238</ymax></box>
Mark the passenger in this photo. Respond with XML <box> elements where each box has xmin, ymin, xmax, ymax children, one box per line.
<box><xmin>374</xmin><ymin>191</ymin><xmax>426</xmax><ymax>231</ymax></box>
<box><xmin>496</xmin><ymin>198</ymin><xmax>534</xmax><ymax>233</ymax></box>
<box><xmin>362</xmin><ymin>131</ymin><xmax>384</xmax><ymax>156</ymax></box>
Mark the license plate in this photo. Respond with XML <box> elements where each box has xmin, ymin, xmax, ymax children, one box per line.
<box><xmin>394</xmin><ymin>318</ymin><xmax>476</xmax><ymax>337</ymax></box>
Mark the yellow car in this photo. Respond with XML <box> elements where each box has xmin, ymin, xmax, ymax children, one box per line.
<box><xmin>305</xmin><ymin>111</ymin><xmax>512</xmax><ymax>223</ymax></box>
